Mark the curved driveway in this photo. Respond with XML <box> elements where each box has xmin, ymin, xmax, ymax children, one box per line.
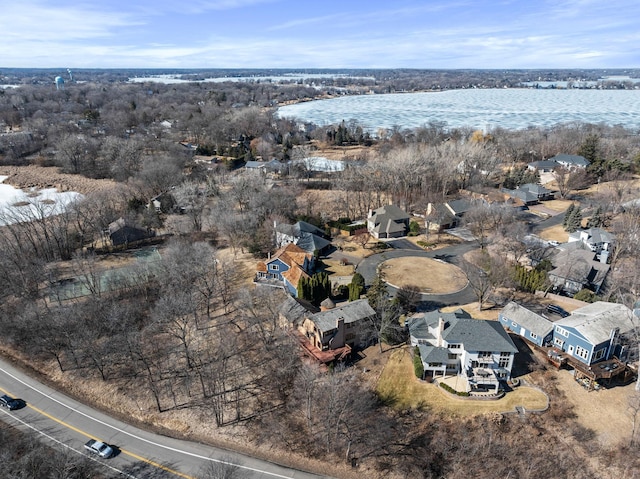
<box><xmin>356</xmin><ymin>242</ymin><xmax>479</xmax><ymax>310</ymax></box>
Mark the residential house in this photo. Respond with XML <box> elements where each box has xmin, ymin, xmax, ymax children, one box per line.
<box><xmin>298</xmin><ymin>299</ymin><xmax>376</xmax><ymax>362</ymax></box>
<box><xmin>367</xmin><ymin>204</ymin><xmax>410</xmax><ymax>239</ymax></box>
<box><xmin>107</xmin><ymin>218</ymin><xmax>155</xmax><ymax>247</ymax></box>
<box><xmin>502</xmin><ymin>183</ymin><xmax>554</xmax><ymax>206</ymax></box>
<box><xmin>407</xmin><ymin>309</ymin><xmax>518</xmax><ymax>393</ymax></box>
<box><xmin>255</xmin><ymin>243</ymin><xmax>314</xmax><ymax>297</ymax></box>
<box><xmin>548</xmin><ymin>154</ymin><xmax>590</xmax><ymax>169</ymax></box>
<box><xmin>275</xmin><ymin>220</ymin><xmax>332</xmax><ymax>255</ymax></box>
<box><xmin>527</xmin><ymin>160</ymin><xmax>560</xmax><ymax>173</ymax></box>
<box><xmin>425</xmin><ymin>198</ymin><xmax>474</xmax><ymax>231</ymax></box>
<box><xmin>553</xmin><ymin>301</ymin><xmax>638</xmax><ymax>366</ymax></box>
<box><xmin>499</xmin><ymin>301</ymin><xmax>554</xmax><ymax>348</ymax></box>
<box><xmin>568</xmin><ymin>227</ymin><xmax>615</xmax><ymax>255</ymax></box>
<box><xmin>244</xmin><ymin>159</ymin><xmax>284</xmax><ymax>175</ymax></box>
<box><xmin>278</xmin><ymin>295</ymin><xmax>319</xmax><ymax>329</ymax></box>
<box><xmin>547</xmin><ymin>241</ymin><xmax>610</xmax><ymax>294</ymax></box>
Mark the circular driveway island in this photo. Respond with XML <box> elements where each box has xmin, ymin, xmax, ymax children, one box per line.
<box><xmin>355</xmin><ymin>244</ymin><xmax>479</xmax><ymax>308</ymax></box>
<box><xmin>380</xmin><ymin>256</ymin><xmax>468</xmax><ymax>294</ymax></box>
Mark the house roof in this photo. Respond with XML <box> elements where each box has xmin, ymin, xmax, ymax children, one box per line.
<box><xmin>408</xmin><ymin>309</ymin><xmax>517</xmax><ymax>353</ymax></box>
<box><xmin>548</xmin><ymin>246</ymin><xmax>609</xmax><ymax>287</ymax></box>
<box><xmin>549</xmin><ymin>154</ymin><xmax>590</xmax><ymax>167</ymax></box>
<box><xmin>500</xmin><ymin>301</ymin><xmax>554</xmax><ymax>338</ymax></box>
<box><xmin>309</xmin><ymin>299</ymin><xmax>375</xmax><ymax>333</ymax></box>
<box><xmin>555</xmin><ymin>301</ymin><xmax>636</xmax><ymax>345</ymax></box>
<box><xmin>370</xmin><ymin>204</ymin><xmax>410</xmax><ymax>221</ymax></box>
<box><xmin>519</xmin><ymin>183</ymin><xmax>552</xmax><ymax>195</ymax></box>
<box><xmin>528</xmin><ymin>160</ymin><xmax>559</xmax><ymax>170</ymax></box>
<box><xmin>295</xmin><ymin>232</ymin><xmax>331</xmax><ymax>253</ymax></box>
<box><xmin>446</xmin><ymin>198</ymin><xmax>474</xmax><ymax>216</ymax></box>
<box><xmin>568</xmin><ymin>227</ymin><xmax>615</xmax><ymax>245</ymax></box>
<box><xmin>418</xmin><ymin>344</ymin><xmax>451</xmax><ymax>364</ymax></box>
<box><xmin>503</xmin><ymin>188</ymin><xmax>538</xmax><ymax>204</ymax></box>
<box><xmin>279</xmin><ymin>295</ymin><xmax>319</xmax><ymax>327</ymax></box>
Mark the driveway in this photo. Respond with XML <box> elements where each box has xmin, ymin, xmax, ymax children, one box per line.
<box><xmin>356</xmin><ymin>242</ymin><xmax>478</xmax><ymax>310</ymax></box>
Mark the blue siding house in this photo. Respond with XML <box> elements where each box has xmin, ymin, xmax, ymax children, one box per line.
<box><xmin>552</xmin><ymin>302</ymin><xmax>636</xmax><ymax>366</ymax></box>
<box><xmin>499</xmin><ymin>301</ymin><xmax>553</xmax><ymax>348</ymax></box>
<box><xmin>255</xmin><ymin>243</ymin><xmax>314</xmax><ymax>297</ymax></box>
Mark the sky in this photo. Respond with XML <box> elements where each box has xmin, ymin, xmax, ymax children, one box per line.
<box><xmin>1</xmin><ymin>0</ymin><xmax>639</xmax><ymax>69</ymax></box>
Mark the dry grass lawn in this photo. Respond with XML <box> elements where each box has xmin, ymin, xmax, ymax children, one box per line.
<box><xmin>376</xmin><ymin>348</ymin><xmax>549</xmax><ymax>416</ymax></box>
<box><xmin>538</xmin><ymin>224</ymin><xmax>570</xmax><ymax>242</ymax></box>
<box><xmin>321</xmin><ymin>258</ymin><xmax>355</xmax><ymax>276</ymax></box>
<box><xmin>379</xmin><ymin>257</ymin><xmax>468</xmax><ymax>294</ymax></box>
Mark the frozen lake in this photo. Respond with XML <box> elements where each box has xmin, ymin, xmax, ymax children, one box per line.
<box><xmin>277</xmin><ymin>88</ymin><xmax>640</xmax><ymax>132</ymax></box>
<box><xmin>0</xmin><ymin>176</ymin><xmax>83</xmax><ymax>226</ymax></box>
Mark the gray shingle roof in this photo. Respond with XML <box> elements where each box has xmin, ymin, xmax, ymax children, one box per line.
<box><xmin>310</xmin><ymin>299</ymin><xmax>375</xmax><ymax>333</ymax></box>
<box><xmin>408</xmin><ymin>309</ymin><xmax>517</xmax><ymax>353</ymax></box>
<box><xmin>556</xmin><ymin>301</ymin><xmax>636</xmax><ymax>345</ymax></box>
<box><xmin>418</xmin><ymin>345</ymin><xmax>450</xmax><ymax>364</ymax></box>
<box><xmin>500</xmin><ymin>301</ymin><xmax>553</xmax><ymax>338</ymax></box>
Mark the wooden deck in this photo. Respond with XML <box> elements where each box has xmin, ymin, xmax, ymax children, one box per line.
<box><xmin>292</xmin><ymin>330</ymin><xmax>352</xmax><ymax>364</ymax></box>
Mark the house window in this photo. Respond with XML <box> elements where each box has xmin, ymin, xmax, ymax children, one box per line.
<box><xmin>530</xmin><ymin>332</ymin><xmax>538</xmax><ymax>340</ymax></box>
<box><xmin>499</xmin><ymin>353</ymin><xmax>511</xmax><ymax>368</ymax></box>
<box><xmin>575</xmin><ymin>346</ymin><xmax>589</xmax><ymax>360</ymax></box>
<box><xmin>554</xmin><ymin>338</ymin><xmax>565</xmax><ymax>348</ymax></box>
<box><xmin>449</xmin><ymin>343</ymin><xmax>461</xmax><ymax>349</ymax></box>
<box><xmin>448</xmin><ymin>353</ymin><xmax>457</xmax><ymax>360</ymax></box>
<box><xmin>478</xmin><ymin>351</ymin><xmax>492</xmax><ymax>360</ymax></box>
<box><xmin>269</xmin><ymin>264</ymin><xmax>279</xmax><ymax>271</ymax></box>
<box><xmin>556</xmin><ymin>327</ymin><xmax>569</xmax><ymax>338</ymax></box>
<box><xmin>511</xmin><ymin>321</ymin><xmax>518</xmax><ymax>327</ymax></box>
<box><xmin>428</xmin><ymin>362</ymin><xmax>442</xmax><ymax>367</ymax></box>
<box><xmin>594</xmin><ymin>349</ymin><xmax>606</xmax><ymax>361</ymax></box>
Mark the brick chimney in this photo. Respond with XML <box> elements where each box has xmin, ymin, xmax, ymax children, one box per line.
<box><xmin>437</xmin><ymin>317</ymin><xmax>445</xmax><ymax>347</ymax></box>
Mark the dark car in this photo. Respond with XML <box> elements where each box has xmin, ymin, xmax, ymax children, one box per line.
<box><xmin>547</xmin><ymin>304</ymin><xmax>570</xmax><ymax>318</ymax></box>
<box><xmin>0</xmin><ymin>394</ymin><xmax>25</xmax><ymax>411</ymax></box>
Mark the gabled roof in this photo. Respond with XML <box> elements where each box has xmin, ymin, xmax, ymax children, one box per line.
<box><xmin>556</xmin><ymin>301</ymin><xmax>636</xmax><ymax>345</ymax></box>
<box><xmin>503</xmin><ymin>188</ymin><xmax>538</xmax><ymax>204</ymax></box>
<box><xmin>418</xmin><ymin>344</ymin><xmax>450</xmax><ymax>364</ymax></box>
<box><xmin>369</xmin><ymin>204</ymin><xmax>410</xmax><ymax>221</ymax></box>
<box><xmin>270</xmin><ymin>243</ymin><xmax>312</xmax><ymax>268</ymax></box>
<box><xmin>408</xmin><ymin>309</ymin><xmax>517</xmax><ymax>353</ymax></box>
<box><xmin>296</xmin><ymin>233</ymin><xmax>331</xmax><ymax>253</ymax></box>
<box><xmin>279</xmin><ymin>296</ymin><xmax>319</xmax><ymax>327</ymax></box>
<box><xmin>519</xmin><ymin>183</ymin><xmax>552</xmax><ymax>195</ymax></box>
<box><xmin>549</xmin><ymin>154</ymin><xmax>590</xmax><ymax>167</ymax></box>
<box><xmin>500</xmin><ymin>301</ymin><xmax>554</xmax><ymax>338</ymax></box>
<box><xmin>309</xmin><ymin>299</ymin><xmax>375</xmax><ymax>333</ymax></box>
<box><xmin>528</xmin><ymin>160</ymin><xmax>559</xmax><ymax>170</ymax></box>
<box><xmin>446</xmin><ymin>198</ymin><xmax>474</xmax><ymax>216</ymax></box>
<box><xmin>568</xmin><ymin>227</ymin><xmax>615</xmax><ymax>245</ymax></box>
<box><xmin>548</xmin><ymin>247</ymin><xmax>609</xmax><ymax>287</ymax></box>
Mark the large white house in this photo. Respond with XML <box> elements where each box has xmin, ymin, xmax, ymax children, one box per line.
<box><xmin>407</xmin><ymin>309</ymin><xmax>518</xmax><ymax>393</ymax></box>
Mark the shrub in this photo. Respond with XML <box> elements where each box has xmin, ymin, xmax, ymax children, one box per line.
<box><xmin>413</xmin><ymin>346</ymin><xmax>424</xmax><ymax>379</ymax></box>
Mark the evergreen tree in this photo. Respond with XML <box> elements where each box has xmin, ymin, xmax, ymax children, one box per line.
<box><xmin>565</xmin><ymin>206</ymin><xmax>582</xmax><ymax>233</ymax></box>
<box><xmin>587</xmin><ymin>206</ymin><xmax>603</xmax><ymax>228</ymax></box>
<box><xmin>348</xmin><ymin>272</ymin><xmax>365</xmax><ymax>301</ymax></box>
<box><xmin>562</xmin><ymin>203</ymin><xmax>575</xmax><ymax>228</ymax></box>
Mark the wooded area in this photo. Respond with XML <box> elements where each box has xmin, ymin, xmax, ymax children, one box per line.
<box><xmin>1</xmin><ymin>70</ymin><xmax>640</xmax><ymax>478</ymax></box>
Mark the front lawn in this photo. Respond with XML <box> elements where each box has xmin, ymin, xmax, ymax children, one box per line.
<box><xmin>376</xmin><ymin>347</ymin><xmax>549</xmax><ymax>416</ymax></box>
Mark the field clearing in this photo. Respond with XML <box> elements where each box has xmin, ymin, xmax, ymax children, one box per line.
<box><xmin>538</xmin><ymin>224</ymin><xmax>570</xmax><ymax>242</ymax></box>
<box><xmin>380</xmin><ymin>257</ymin><xmax>467</xmax><ymax>294</ymax></box>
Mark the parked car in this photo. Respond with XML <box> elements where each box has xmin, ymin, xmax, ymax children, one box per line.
<box><xmin>84</xmin><ymin>439</ymin><xmax>114</xmax><ymax>458</ymax></box>
<box><xmin>0</xmin><ymin>394</ymin><xmax>25</xmax><ymax>411</ymax></box>
<box><xmin>547</xmin><ymin>304</ymin><xmax>570</xmax><ymax>318</ymax></box>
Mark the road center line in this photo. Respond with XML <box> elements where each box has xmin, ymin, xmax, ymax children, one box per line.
<box><xmin>0</xmin><ymin>368</ymin><xmax>297</xmax><ymax>479</ymax></box>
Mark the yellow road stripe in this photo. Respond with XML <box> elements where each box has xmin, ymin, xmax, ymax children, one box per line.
<box><xmin>0</xmin><ymin>387</ymin><xmax>194</xmax><ymax>479</ymax></box>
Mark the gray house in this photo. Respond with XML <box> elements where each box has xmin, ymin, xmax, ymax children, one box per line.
<box><xmin>547</xmin><ymin>242</ymin><xmax>610</xmax><ymax>294</ymax></box>
<box><xmin>568</xmin><ymin>227</ymin><xmax>615</xmax><ymax>254</ymax></box>
<box><xmin>499</xmin><ymin>301</ymin><xmax>554</xmax><ymax>348</ymax></box>
<box><xmin>548</xmin><ymin>154</ymin><xmax>590</xmax><ymax>169</ymax></box>
<box><xmin>407</xmin><ymin>309</ymin><xmax>518</xmax><ymax>392</ymax></box>
<box><xmin>367</xmin><ymin>204</ymin><xmax>410</xmax><ymax>239</ymax></box>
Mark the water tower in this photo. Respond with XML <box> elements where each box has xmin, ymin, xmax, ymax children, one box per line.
<box><xmin>55</xmin><ymin>76</ymin><xmax>64</xmax><ymax>90</ymax></box>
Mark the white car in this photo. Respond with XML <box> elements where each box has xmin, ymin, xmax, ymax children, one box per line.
<box><xmin>84</xmin><ymin>439</ymin><xmax>114</xmax><ymax>458</ymax></box>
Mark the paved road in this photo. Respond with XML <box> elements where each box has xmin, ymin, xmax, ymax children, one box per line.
<box><xmin>356</xmin><ymin>242</ymin><xmax>479</xmax><ymax>310</ymax></box>
<box><xmin>0</xmin><ymin>358</ymin><xmax>332</xmax><ymax>479</ymax></box>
